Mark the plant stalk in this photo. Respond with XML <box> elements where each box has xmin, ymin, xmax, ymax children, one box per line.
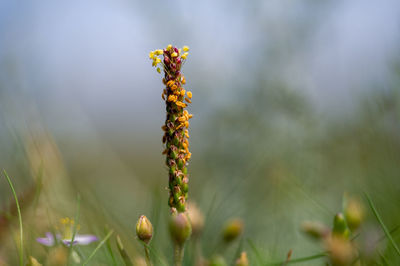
<box><xmin>174</xmin><ymin>244</ymin><xmax>184</xmax><ymax>266</ymax></box>
<box><xmin>144</xmin><ymin>244</ymin><xmax>152</xmax><ymax>266</ymax></box>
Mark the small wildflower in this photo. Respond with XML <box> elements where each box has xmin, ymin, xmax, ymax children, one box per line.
<box><xmin>36</xmin><ymin>217</ymin><xmax>98</xmax><ymax>246</ymax></box>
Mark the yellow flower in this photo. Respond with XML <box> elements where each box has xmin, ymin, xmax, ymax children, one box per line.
<box><xmin>183</xmin><ymin>46</ymin><xmax>190</xmax><ymax>52</ymax></box>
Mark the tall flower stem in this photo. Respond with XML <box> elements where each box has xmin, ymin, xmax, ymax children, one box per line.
<box><xmin>149</xmin><ymin>45</ymin><xmax>192</xmax><ymax>213</ymax></box>
<box><xmin>144</xmin><ymin>244</ymin><xmax>151</xmax><ymax>266</ymax></box>
<box><xmin>174</xmin><ymin>244</ymin><xmax>184</xmax><ymax>266</ymax></box>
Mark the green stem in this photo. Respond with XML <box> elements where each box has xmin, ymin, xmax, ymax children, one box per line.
<box><xmin>144</xmin><ymin>244</ymin><xmax>151</xmax><ymax>266</ymax></box>
<box><xmin>365</xmin><ymin>193</ymin><xmax>400</xmax><ymax>257</ymax></box>
<box><xmin>174</xmin><ymin>244</ymin><xmax>184</xmax><ymax>266</ymax></box>
<box><xmin>3</xmin><ymin>170</ymin><xmax>24</xmax><ymax>266</ymax></box>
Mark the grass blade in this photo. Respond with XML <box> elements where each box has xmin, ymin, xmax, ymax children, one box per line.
<box><xmin>105</xmin><ymin>226</ymin><xmax>118</xmax><ymax>266</ymax></box>
<box><xmin>116</xmin><ymin>235</ymin><xmax>133</xmax><ymax>266</ymax></box>
<box><xmin>83</xmin><ymin>229</ymin><xmax>114</xmax><ymax>266</ymax></box>
<box><xmin>267</xmin><ymin>252</ymin><xmax>327</xmax><ymax>265</ymax></box>
<box><xmin>3</xmin><ymin>170</ymin><xmax>24</xmax><ymax>266</ymax></box>
<box><xmin>67</xmin><ymin>194</ymin><xmax>81</xmax><ymax>265</ymax></box>
<box><xmin>365</xmin><ymin>193</ymin><xmax>400</xmax><ymax>257</ymax></box>
<box><xmin>247</xmin><ymin>238</ymin><xmax>264</xmax><ymax>265</ymax></box>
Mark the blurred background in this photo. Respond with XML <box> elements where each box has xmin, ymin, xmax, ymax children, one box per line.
<box><xmin>0</xmin><ymin>0</ymin><xmax>400</xmax><ymax>265</ymax></box>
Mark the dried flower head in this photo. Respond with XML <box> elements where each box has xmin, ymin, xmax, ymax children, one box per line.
<box><xmin>150</xmin><ymin>45</ymin><xmax>192</xmax><ymax>212</ymax></box>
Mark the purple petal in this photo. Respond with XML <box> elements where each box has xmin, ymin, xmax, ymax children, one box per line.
<box><xmin>62</xmin><ymin>239</ymin><xmax>78</xmax><ymax>246</ymax></box>
<box><xmin>74</xmin><ymin>234</ymin><xmax>98</xmax><ymax>245</ymax></box>
<box><xmin>62</xmin><ymin>234</ymin><xmax>98</xmax><ymax>246</ymax></box>
<box><xmin>36</xmin><ymin>232</ymin><xmax>55</xmax><ymax>246</ymax></box>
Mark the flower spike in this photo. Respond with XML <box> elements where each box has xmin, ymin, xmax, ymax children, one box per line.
<box><xmin>150</xmin><ymin>45</ymin><xmax>192</xmax><ymax>212</ymax></box>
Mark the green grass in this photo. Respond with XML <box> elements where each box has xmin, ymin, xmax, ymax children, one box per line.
<box><xmin>3</xmin><ymin>170</ymin><xmax>24</xmax><ymax>266</ymax></box>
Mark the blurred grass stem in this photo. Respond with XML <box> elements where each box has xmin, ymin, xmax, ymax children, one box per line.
<box><xmin>3</xmin><ymin>170</ymin><xmax>24</xmax><ymax>266</ymax></box>
<box><xmin>174</xmin><ymin>244</ymin><xmax>184</xmax><ymax>266</ymax></box>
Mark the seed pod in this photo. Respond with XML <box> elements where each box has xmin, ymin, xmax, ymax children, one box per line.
<box><xmin>136</xmin><ymin>215</ymin><xmax>153</xmax><ymax>244</ymax></box>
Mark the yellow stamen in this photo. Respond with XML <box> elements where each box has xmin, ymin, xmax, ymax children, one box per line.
<box><xmin>168</xmin><ymin>95</ymin><xmax>177</xmax><ymax>102</ymax></box>
<box><xmin>186</xmin><ymin>91</ymin><xmax>192</xmax><ymax>99</ymax></box>
<box><xmin>183</xmin><ymin>46</ymin><xmax>190</xmax><ymax>52</ymax></box>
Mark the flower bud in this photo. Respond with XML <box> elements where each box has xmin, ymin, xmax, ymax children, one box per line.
<box><xmin>169</xmin><ymin>213</ymin><xmax>191</xmax><ymax>245</ymax></box>
<box><xmin>344</xmin><ymin>197</ymin><xmax>364</xmax><ymax>232</ymax></box>
<box><xmin>28</xmin><ymin>256</ymin><xmax>42</xmax><ymax>266</ymax></box>
<box><xmin>222</xmin><ymin>219</ymin><xmax>243</xmax><ymax>243</ymax></box>
<box><xmin>324</xmin><ymin>237</ymin><xmax>356</xmax><ymax>266</ymax></box>
<box><xmin>136</xmin><ymin>215</ymin><xmax>153</xmax><ymax>244</ymax></box>
<box><xmin>209</xmin><ymin>255</ymin><xmax>227</xmax><ymax>266</ymax></box>
<box><xmin>333</xmin><ymin>213</ymin><xmax>350</xmax><ymax>239</ymax></box>
<box><xmin>187</xmin><ymin>202</ymin><xmax>204</xmax><ymax>237</ymax></box>
<box><xmin>301</xmin><ymin>221</ymin><xmax>330</xmax><ymax>240</ymax></box>
<box><xmin>235</xmin><ymin>252</ymin><xmax>249</xmax><ymax>266</ymax></box>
